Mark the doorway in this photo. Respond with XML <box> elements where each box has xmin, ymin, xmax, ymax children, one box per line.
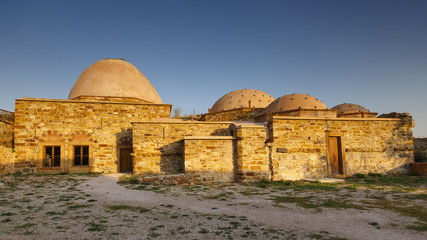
<box><xmin>119</xmin><ymin>148</ymin><xmax>133</xmax><ymax>172</ymax></box>
<box><xmin>328</xmin><ymin>136</ymin><xmax>345</xmax><ymax>177</ymax></box>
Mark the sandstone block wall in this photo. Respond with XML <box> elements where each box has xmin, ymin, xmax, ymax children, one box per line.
<box><xmin>184</xmin><ymin>137</ymin><xmax>235</xmax><ymax>182</ymax></box>
<box><xmin>14</xmin><ymin>98</ymin><xmax>171</xmax><ymax>173</ymax></box>
<box><xmin>202</xmin><ymin>108</ymin><xmax>264</xmax><ymax>122</ymax></box>
<box><xmin>0</xmin><ymin>145</ymin><xmax>15</xmax><ymax>175</ymax></box>
<box><xmin>0</xmin><ymin>121</ymin><xmax>14</xmax><ymax>148</ymax></box>
<box><xmin>0</xmin><ymin>121</ymin><xmax>15</xmax><ymax>175</ymax></box>
<box><xmin>414</xmin><ymin>138</ymin><xmax>427</xmax><ymax>162</ymax></box>
<box><xmin>132</xmin><ymin>121</ymin><xmax>231</xmax><ymax>174</ymax></box>
<box><xmin>411</xmin><ymin>162</ymin><xmax>427</xmax><ymax>176</ymax></box>
<box><xmin>269</xmin><ymin>116</ymin><xmax>414</xmax><ymax>180</ymax></box>
<box><xmin>231</xmin><ymin>124</ymin><xmax>270</xmax><ymax>182</ymax></box>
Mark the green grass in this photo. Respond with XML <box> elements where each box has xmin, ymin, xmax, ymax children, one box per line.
<box><xmin>272</xmin><ymin>196</ymin><xmax>320</xmax><ymax>211</ymax></box>
<box><xmin>87</xmin><ymin>221</ymin><xmax>104</xmax><ymax>232</ymax></box>
<box><xmin>254</xmin><ymin>179</ymin><xmax>339</xmax><ymax>192</ymax></box>
<box><xmin>321</xmin><ymin>199</ymin><xmax>365</xmax><ymax>210</ymax></box>
<box><xmin>106</xmin><ymin>204</ymin><xmax>150</xmax><ymax>213</ymax></box>
<box><xmin>346</xmin><ymin>174</ymin><xmax>427</xmax><ymax>191</ymax></box>
<box><xmin>15</xmin><ymin>223</ymin><xmax>35</xmax><ymax>229</ymax></box>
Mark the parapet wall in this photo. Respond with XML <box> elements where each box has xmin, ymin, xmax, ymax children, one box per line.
<box><xmin>132</xmin><ymin>121</ymin><xmax>232</xmax><ymax>174</ymax></box>
<box><xmin>201</xmin><ymin>108</ymin><xmax>264</xmax><ymax>122</ymax></box>
<box><xmin>14</xmin><ymin>98</ymin><xmax>171</xmax><ymax>173</ymax></box>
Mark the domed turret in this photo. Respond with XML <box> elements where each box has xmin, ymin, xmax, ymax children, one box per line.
<box><xmin>332</xmin><ymin>103</ymin><xmax>377</xmax><ymax>118</ymax></box>
<box><xmin>210</xmin><ymin>89</ymin><xmax>274</xmax><ymax>113</ymax></box>
<box><xmin>68</xmin><ymin>59</ymin><xmax>162</xmax><ymax>103</ymax></box>
<box><xmin>263</xmin><ymin>93</ymin><xmax>327</xmax><ymax>114</ymax></box>
<box><xmin>332</xmin><ymin>103</ymin><xmax>368</xmax><ymax>115</ymax></box>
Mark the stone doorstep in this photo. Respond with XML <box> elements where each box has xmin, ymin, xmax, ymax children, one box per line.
<box><xmin>302</xmin><ymin>178</ymin><xmax>346</xmax><ymax>183</ymax></box>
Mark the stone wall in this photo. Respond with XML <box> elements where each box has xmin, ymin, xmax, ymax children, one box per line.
<box><xmin>0</xmin><ymin>145</ymin><xmax>15</xmax><ymax>175</ymax></box>
<box><xmin>231</xmin><ymin>123</ymin><xmax>270</xmax><ymax>182</ymax></box>
<box><xmin>184</xmin><ymin>136</ymin><xmax>235</xmax><ymax>182</ymax></box>
<box><xmin>269</xmin><ymin>116</ymin><xmax>414</xmax><ymax>180</ymax></box>
<box><xmin>201</xmin><ymin>108</ymin><xmax>264</xmax><ymax>122</ymax></box>
<box><xmin>414</xmin><ymin>138</ymin><xmax>427</xmax><ymax>162</ymax></box>
<box><xmin>14</xmin><ymin>98</ymin><xmax>171</xmax><ymax>173</ymax></box>
<box><xmin>0</xmin><ymin>121</ymin><xmax>13</xmax><ymax>148</ymax></box>
<box><xmin>257</xmin><ymin>109</ymin><xmax>337</xmax><ymax>122</ymax></box>
<box><xmin>411</xmin><ymin>162</ymin><xmax>427</xmax><ymax>176</ymax></box>
<box><xmin>132</xmin><ymin>121</ymin><xmax>231</xmax><ymax>174</ymax></box>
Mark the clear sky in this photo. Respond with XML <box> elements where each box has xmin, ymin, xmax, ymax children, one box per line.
<box><xmin>0</xmin><ymin>0</ymin><xmax>426</xmax><ymax>137</ymax></box>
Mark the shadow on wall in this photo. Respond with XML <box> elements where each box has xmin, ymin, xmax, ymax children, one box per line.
<box><xmin>160</xmin><ymin>141</ymin><xmax>184</xmax><ymax>173</ymax></box>
<box><xmin>116</xmin><ymin>128</ymin><xmax>133</xmax><ymax>146</ymax></box>
<box><xmin>159</xmin><ymin>128</ymin><xmax>231</xmax><ymax>174</ymax></box>
<box><xmin>414</xmin><ymin>138</ymin><xmax>427</xmax><ymax>162</ymax></box>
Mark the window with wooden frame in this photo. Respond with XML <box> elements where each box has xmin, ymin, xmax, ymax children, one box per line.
<box><xmin>44</xmin><ymin>146</ymin><xmax>61</xmax><ymax>167</ymax></box>
<box><xmin>74</xmin><ymin>146</ymin><xmax>89</xmax><ymax>166</ymax></box>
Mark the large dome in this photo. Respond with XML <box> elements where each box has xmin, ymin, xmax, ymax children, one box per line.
<box><xmin>332</xmin><ymin>103</ymin><xmax>369</xmax><ymax>115</ymax></box>
<box><xmin>68</xmin><ymin>59</ymin><xmax>162</xmax><ymax>103</ymax></box>
<box><xmin>210</xmin><ymin>89</ymin><xmax>275</xmax><ymax>113</ymax></box>
<box><xmin>263</xmin><ymin>93</ymin><xmax>327</xmax><ymax>114</ymax></box>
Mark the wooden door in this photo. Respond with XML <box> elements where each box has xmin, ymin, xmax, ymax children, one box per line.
<box><xmin>328</xmin><ymin>136</ymin><xmax>343</xmax><ymax>175</ymax></box>
<box><xmin>120</xmin><ymin>148</ymin><xmax>132</xmax><ymax>172</ymax></box>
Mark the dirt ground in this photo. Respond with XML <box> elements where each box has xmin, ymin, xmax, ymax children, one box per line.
<box><xmin>0</xmin><ymin>173</ymin><xmax>426</xmax><ymax>240</ymax></box>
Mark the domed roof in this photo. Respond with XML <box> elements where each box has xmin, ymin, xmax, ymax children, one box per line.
<box><xmin>263</xmin><ymin>93</ymin><xmax>327</xmax><ymax>114</ymax></box>
<box><xmin>210</xmin><ymin>89</ymin><xmax>275</xmax><ymax>113</ymax></box>
<box><xmin>68</xmin><ymin>59</ymin><xmax>162</xmax><ymax>103</ymax></box>
<box><xmin>332</xmin><ymin>103</ymin><xmax>369</xmax><ymax>115</ymax></box>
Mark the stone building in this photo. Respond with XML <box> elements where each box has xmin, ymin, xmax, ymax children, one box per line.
<box><xmin>0</xmin><ymin>58</ymin><xmax>415</xmax><ymax>182</ymax></box>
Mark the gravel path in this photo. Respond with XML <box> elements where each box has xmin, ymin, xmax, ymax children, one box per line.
<box><xmin>0</xmin><ymin>173</ymin><xmax>426</xmax><ymax>240</ymax></box>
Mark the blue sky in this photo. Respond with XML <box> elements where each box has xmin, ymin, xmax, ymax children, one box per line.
<box><xmin>0</xmin><ymin>0</ymin><xmax>426</xmax><ymax>137</ymax></box>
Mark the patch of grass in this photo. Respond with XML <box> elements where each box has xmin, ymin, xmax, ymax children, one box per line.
<box><xmin>346</xmin><ymin>174</ymin><xmax>427</xmax><ymax>191</ymax></box>
<box><xmin>406</xmin><ymin>222</ymin><xmax>427</xmax><ymax>231</ymax></box>
<box><xmin>46</xmin><ymin>211</ymin><xmax>66</xmax><ymax>216</ymax></box>
<box><xmin>1</xmin><ymin>212</ymin><xmax>16</xmax><ymax>216</ymax></box>
<box><xmin>321</xmin><ymin>199</ymin><xmax>365</xmax><ymax>210</ymax></box>
<box><xmin>87</xmin><ymin>221</ymin><xmax>104</xmax><ymax>232</ymax></box>
<box><xmin>364</xmin><ymin>199</ymin><xmax>427</xmax><ymax>229</ymax></box>
<box><xmin>272</xmin><ymin>196</ymin><xmax>320</xmax><ymax>211</ymax></box>
<box><xmin>118</xmin><ymin>174</ymin><xmax>139</xmax><ymax>184</ymax></box>
<box><xmin>368</xmin><ymin>222</ymin><xmax>380</xmax><ymax>229</ymax></box>
<box><xmin>67</xmin><ymin>204</ymin><xmax>92</xmax><ymax>210</ymax></box>
<box><xmin>254</xmin><ymin>180</ymin><xmax>339</xmax><ymax>192</ymax></box>
<box><xmin>106</xmin><ymin>204</ymin><xmax>150</xmax><ymax>213</ymax></box>
<box><xmin>204</xmin><ymin>192</ymin><xmax>232</xmax><ymax>200</ymax></box>
<box><xmin>308</xmin><ymin>233</ymin><xmax>325</xmax><ymax>239</ymax></box>
<box><xmin>15</xmin><ymin>223</ymin><xmax>35</xmax><ymax>229</ymax></box>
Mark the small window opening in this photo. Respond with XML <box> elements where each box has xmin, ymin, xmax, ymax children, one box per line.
<box><xmin>44</xmin><ymin>146</ymin><xmax>60</xmax><ymax>167</ymax></box>
<box><xmin>74</xmin><ymin>146</ymin><xmax>89</xmax><ymax>166</ymax></box>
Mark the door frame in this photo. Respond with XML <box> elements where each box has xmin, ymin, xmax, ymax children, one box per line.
<box><xmin>325</xmin><ymin>132</ymin><xmax>346</xmax><ymax>178</ymax></box>
<box><xmin>118</xmin><ymin>146</ymin><xmax>133</xmax><ymax>173</ymax></box>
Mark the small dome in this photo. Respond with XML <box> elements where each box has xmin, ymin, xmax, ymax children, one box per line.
<box><xmin>68</xmin><ymin>59</ymin><xmax>162</xmax><ymax>103</ymax></box>
<box><xmin>263</xmin><ymin>93</ymin><xmax>327</xmax><ymax>114</ymax></box>
<box><xmin>332</xmin><ymin>103</ymin><xmax>369</xmax><ymax>115</ymax></box>
<box><xmin>210</xmin><ymin>89</ymin><xmax>275</xmax><ymax>113</ymax></box>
